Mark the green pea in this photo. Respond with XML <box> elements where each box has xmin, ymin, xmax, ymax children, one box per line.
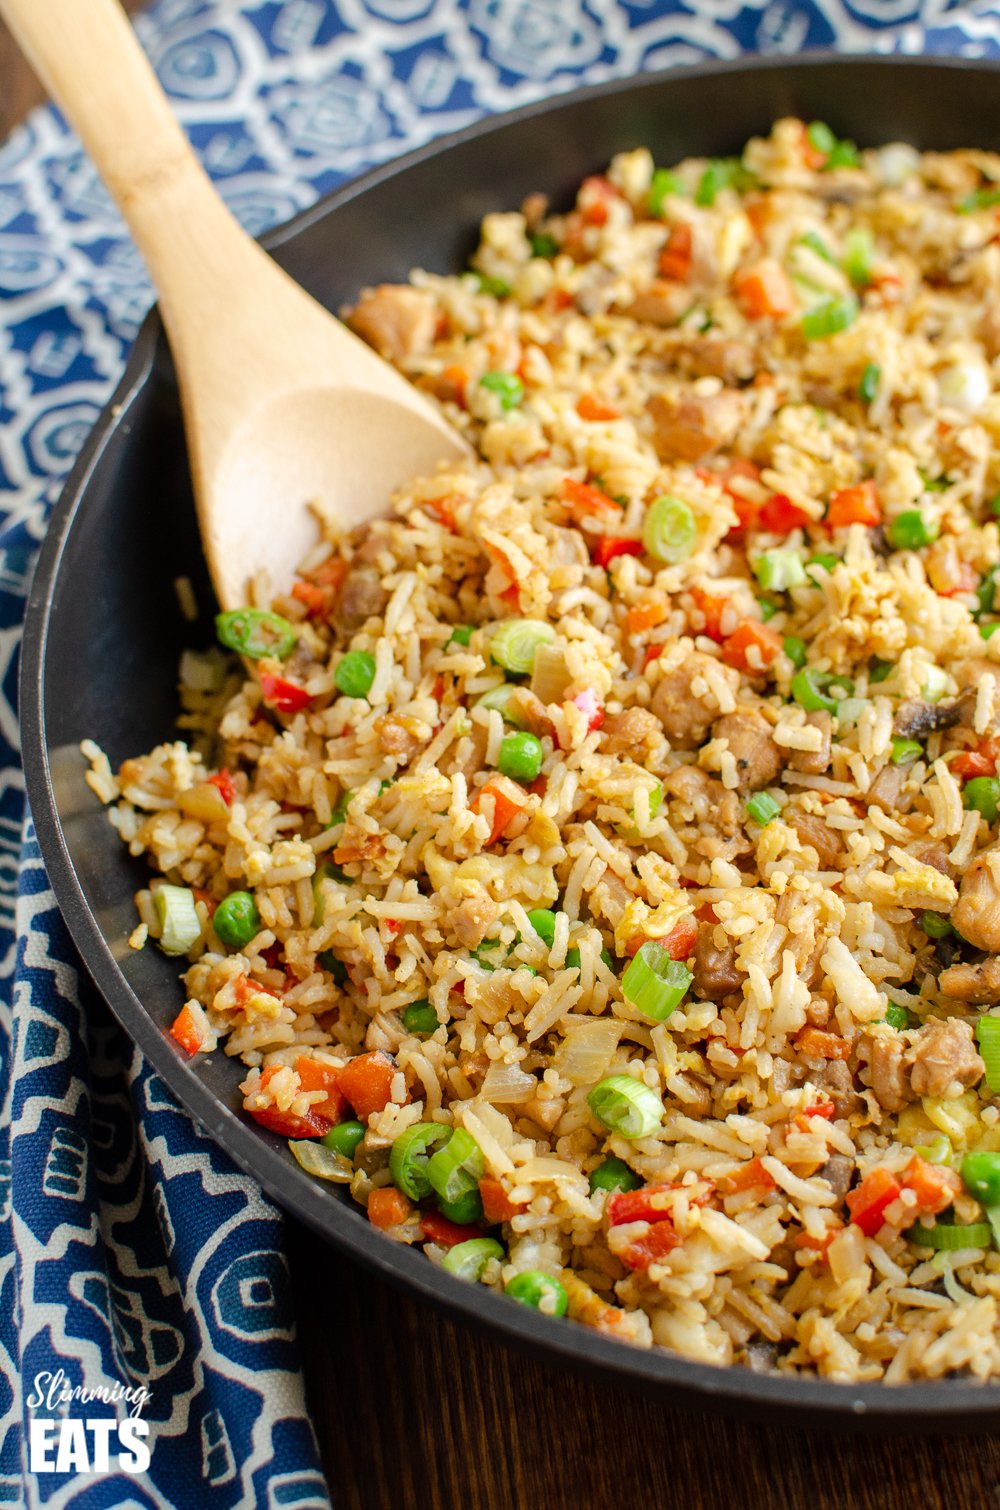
<box><xmin>437</xmin><ymin>1188</ymin><xmax>484</xmax><ymax>1225</ymax></box>
<box><xmin>334</xmin><ymin>650</ymin><xmax>377</xmax><ymax>700</ymax></box>
<box><xmin>402</xmin><ymin>1000</ymin><xmax>440</xmax><ymax>1036</ymax></box>
<box><xmin>527</xmin><ymin>909</ymin><xmax>558</xmax><ymax>947</ymax></box>
<box><xmin>505</xmin><ymin>1270</ymin><xmax>568</xmax><ymax>1316</ymax></box>
<box><xmin>961</xmin><ymin>1150</ymin><xmax>1000</xmax><ymax>1207</ymax></box>
<box><xmin>588</xmin><ymin>1156</ymin><xmax>642</xmax><ymax>1194</ymax></box>
<box><xmin>213</xmin><ymin>891</ymin><xmax>260</xmax><ymax>949</ymax></box>
<box><xmin>322</xmin><ymin>1120</ymin><xmax>365</xmax><ymax>1160</ymax></box>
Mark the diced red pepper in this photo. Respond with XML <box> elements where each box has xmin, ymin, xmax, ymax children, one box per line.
<box><xmin>576</xmin><ymin>393</ymin><xmax>621</xmax><ymax>422</ymax></box>
<box><xmin>259</xmin><ymin>672</ymin><xmax>312</xmax><ymax>715</ymax></box>
<box><xmin>659</xmin><ymin>222</ymin><xmax>693</xmax><ymax>282</ymax></box>
<box><xmin>758</xmin><ymin>492</ymin><xmax>812</xmax><ymax>534</ymax></box>
<box><xmin>721</xmin><ymin>1157</ymin><xmax>776</xmax><ymax>1195</ymax></box>
<box><xmin>846</xmin><ymin>1168</ymin><xmax>903</xmax><ymax>1237</ymax></box>
<box><xmin>419</xmin><ymin>1210</ymin><xmax>482</xmax><ymax>1249</ymax></box>
<box><xmin>207</xmin><ymin>769</ymin><xmax>236</xmax><ymax>805</ymax></box>
<box><xmin>562</xmin><ymin>476</ymin><xmax>621</xmax><ymax>519</ymax></box>
<box><xmin>732</xmin><ymin>259</ymin><xmax>796</xmax><ymax>320</ymax></box>
<box><xmin>953</xmin><ymin>737</ymin><xmax>1000</xmax><ymax>780</ymax></box>
<box><xmin>720</xmin><ymin>620</ymin><xmax>783</xmax><ymax>672</ymax></box>
<box><xmin>619</xmin><ymin>1220</ymin><xmax>681</xmax><ymax>1272</ymax></box>
<box><xmin>607</xmin><ymin>1184</ymin><xmax>677</xmax><ymax>1227</ymax></box>
<box><xmin>802</xmin><ymin>1099</ymin><xmax>836</xmax><ymax>1121</ymax></box>
<box><xmin>572</xmin><ymin>687</ymin><xmax>604</xmax><ymax>732</ymax></box>
<box><xmin>479</xmin><ymin>1176</ymin><xmax>522</xmax><ymax>1225</ymax></box>
<box><xmin>169</xmin><ymin>1003</ymin><xmax>204</xmax><ymax>1056</ymax></box>
<box><xmin>368</xmin><ymin>1187</ymin><xmax>414</xmax><ymax>1230</ymax></box>
<box><xmin>593</xmin><ymin>536</ymin><xmax>643</xmax><ymax>568</ymax></box>
<box><xmin>826</xmin><ymin>481</ymin><xmax>881</xmax><ymax>530</ymax></box>
<box><xmin>471</xmin><ymin>778</ymin><xmax>526</xmax><ymax>846</ymax></box>
<box><xmin>294</xmin><ymin>1055</ymin><xmax>348</xmax><ymax>1124</ymax></box>
<box><xmin>643</xmin><ymin>642</ymin><xmax>666</xmax><ymax>669</ymax></box>
<box><xmin>337</xmin><ymin>1050</ymin><xmax>398</xmax><ymax>1120</ymax></box>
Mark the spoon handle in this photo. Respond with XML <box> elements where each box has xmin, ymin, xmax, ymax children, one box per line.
<box><xmin>0</xmin><ymin>0</ymin><xmax>254</xmax><ymax>340</ymax></box>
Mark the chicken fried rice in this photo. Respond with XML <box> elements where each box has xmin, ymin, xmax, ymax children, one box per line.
<box><xmin>87</xmin><ymin>118</ymin><xmax>1000</xmax><ymax>1383</ymax></box>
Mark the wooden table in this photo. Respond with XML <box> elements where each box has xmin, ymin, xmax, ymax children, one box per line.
<box><xmin>4</xmin><ymin>13</ymin><xmax>1000</xmax><ymax>1506</ymax></box>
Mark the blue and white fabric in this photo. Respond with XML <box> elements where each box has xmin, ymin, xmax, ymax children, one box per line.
<box><xmin>2</xmin><ymin>1</ymin><xmax>999</xmax><ymax>1504</ymax></box>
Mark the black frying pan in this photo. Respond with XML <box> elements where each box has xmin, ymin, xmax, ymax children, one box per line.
<box><xmin>21</xmin><ymin>54</ymin><xmax>1000</xmax><ymax>1429</ymax></box>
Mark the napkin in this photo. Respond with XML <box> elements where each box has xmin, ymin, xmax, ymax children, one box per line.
<box><xmin>1</xmin><ymin>2</ymin><xmax>995</xmax><ymax>1504</ymax></box>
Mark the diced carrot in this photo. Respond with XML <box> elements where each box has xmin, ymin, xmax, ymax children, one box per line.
<box><xmin>479</xmin><ymin>1176</ymin><xmax>522</xmax><ymax>1225</ymax></box>
<box><xmin>826</xmin><ymin>481</ymin><xmax>881</xmax><ymax>529</ymax></box>
<box><xmin>607</xmin><ymin>1184</ymin><xmax>678</xmax><ymax>1228</ymax></box>
<box><xmin>732</xmin><ymin>258</ymin><xmax>796</xmax><ymax>320</ymax></box>
<box><xmin>337</xmin><ymin>1050</ymin><xmax>398</xmax><ymax>1120</ymax></box>
<box><xmin>311</xmin><ymin>557</ymin><xmax>349</xmax><ymax>592</ymax></box>
<box><xmin>846</xmin><ymin>1168</ymin><xmax>902</xmax><ymax>1237</ymax></box>
<box><xmin>471</xmin><ymin>777</ymin><xmax>526</xmax><ymax>847</ymax></box>
<box><xmin>439</xmin><ymin>364</ymin><xmax>469</xmax><ymax>407</ymax></box>
<box><xmin>291</xmin><ymin>580</ymin><xmax>327</xmax><ymax>618</ymax></box>
<box><xmin>720</xmin><ymin>619</ymin><xmax>783</xmax><ymax>672</ymax></box>
<box><xmin>795</xmin><ymin>1027</ymin><xmax>852</xmax><ymax>1060</ymax></box>
<box><xmin>576</xmin><ymin>393</ymin><xmax>621</xmax><ymax>422</ymax></box>
<box><xmin>758</xmin><ymin>492</ymin><xmax>812</xmax><ymax>533</ymax></box>
<box><xmin>794</xmin><ymin>1224</ymin><xmax>840</xmax><ymax>1256</ymax></box>
<box><xmin>593</xmin><ymin>536</ymin><xmax>644</xmax><ymax>569</ymax></box>
<box><xmin>619</xmin><ymin>1220</ymin><xmax>681</xmax><ymax>1272</ymax></box>
<box><xmin>425</xmin><ymin>495</ymin><xmax>459</xmax><ymax>530</ymax></box>
<box><xmin>562</xmin><ymin>475</ymin><xmax>621</xmax><ymax>518</ymax></box>
<box><xmin>626</xmin><ymin>600</ymin><xmax>669</xmax><ymax>635</ymax></box>
<box><xmin>643</xmin><ymin>642</ymin><xmax>666</xmax><ymax>669</ymax></box>
<box><xmin>170</xmin><ymin>1003</ymin><xmax>204</xmax><ymax>1057</ymax></box>
<box><xmin>688</xmin><ymin>586</ymin><xmax>729</xmax><ymax>642</ymax></box>
<box><xmin>954</xmin><ymin>750</ymin><xmax>994</xmax><ymax>780</ymax></box>
<box><xmin>802</xmin><ymin>1100</ymin><xmax>836</xmax><ymax>1121</ymax></box>
<box><xmin>247</xmin><ymin>1068</ymin><xmax>330</xmax><ymax>1140</ymax></box>
<box><xmin>721</xmin><ymin>1157</ymin><xmax>777</xmax><ymax>1195</ymax></box>
<box><xmin>798</xmin><ymin>121</ymin><xmax>827</xmax><ymax>172</ymax></box>
<box><xmin>662</xmin><ymin>918</ymin><xmax>698</xmax><ymax>961</ymax></box>
<box><xmin>368</xmin><ymin>1187</ymin><xmax>413</xmax><ymax>1230</ymax></box>
<box><xmin>659</xmin><ymin>222</ymin><xmax>693</xmax><ymax>282</ymax></box>
<box><xmin>578</xmin><ymin>175</ymin><xmax>618</xmax><ymax>226</ymax></box>
<box><xmin>207</xmin><ymin>769</ymin><xmax>236</xmax><ymax>805</ymax></box>
<box><xmin>294</xmin><ymin>1055</ymin><xmax>348</xmax><ymax>1124</ymax></box>
<box><xmin>937</xmin><ymin>561</ymin><xmax>979</xmax><ymax>597</ymax></box>
<box><xmin>420</xmin><ymin>1210</ymin><xmax>482</xmax><ymax>1248</ymax></box>
<box><xmin>901</xmin><ymin>1155</ymin><xmax>961</xmax><ymax>1217</ymax></box>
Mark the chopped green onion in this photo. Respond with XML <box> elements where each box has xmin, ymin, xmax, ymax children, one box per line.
<box><xmin>527</xmin><ymin>909</ymin><xmax>558</xmax><ymax>947</ymax></box>
<box><xmin>919</xmin><ymin>911</ymin><xmax>954</xmax><ymax>939</ymax></box>
<box><xmin>759</xmin><ymin>599</ymin><xmax>779</xmax><ymax>622</ymax></box>
<box><xmin>783</xmin><ymin>636</ymin><xmax>808</xmax><ymax>669</ymax></box>
<box><xmin>988</xmin><ymin>494</ymin><xmax>1000</xmax><ymax>518</ymax></box>
<box><xmin>390</xmin><ymin>1122</ymin><xmax>453</xmax><ymax>1200</ymax></box>
<box><xmin>958</xmin><ymin>185</ymin><xmax>1000</xmax><ymax>213</ymax></box>
<box><xmin>216</xmin><ymin>607</ymin><xmax>297</xmax><ymax>661</ymax></box>
<box><xmin>909</xmin><ymin>1220</ymin><xmax>993</xmax><ymax>1250</ymax></box>
<box><xmin>913</xmin><ymin>1133</ymin><xmax>954</xmax><ymax>1167</ymax></box>
<box><xmin>977</xmin><ymin>1016</ymin><xmax>1000</xmax><ymax>1092</ymax></box>
<box><xmin>868</xmin><ymin>657</ymin><xmax>894</xmax><ymax>683</ymax></box>
<box><xmin>441</xmin><ymin>1237</ymin><xmax>504</xmax><ymax>1281</ymax></box>
<box><xmin>328</xmin><ymin>789</ymin><xmax>352</xmax><ymax>828</ymax></box>
<box><xmin>529</xmin><ymin>232</ymin><xmax>559</xmax><ymax>259</ymax></box>
<box><xmin>963</xmin><ymin>776</ymin><xmax>1000</xmax><ymax>824</ymax></box>
<box><xmin>213</xmin><ymin>890</ymin><xmax>261</xmax><ymax>950</ymax></box>
<box><xmin>621</xmin><ymin>942</ymin><xmax>692</xmax><ymax>1023</ymax></box>
<box><xmin>479</xmin><ymin>371</ymin><xmax>523</xmax><ymax>410</ymax></box>
<box><xmin>891</xmin><ymin>737</ymin><xmax>923</xmax><ymax>766</ymax></box>
<box><xmin>859</xmin><ymin>363</ymin><xmax>881</xmax><ymax>404</ymax></box>
<box><xmin>472</xmin><ymin>938</ymin><xmax>503</xmax><ymax>973</ymax></box>
<box><xmin>565</xmin><ymin>947</ymin><xmax>582</xmax><ymax>971</ymax></box>
<box><xmin>695</xmin><ymin>157</ymin><xmax>752</xmax><ymax>206</ymax></box>
<box><xmin>322</xmin><ymin>1119</ymin><xmax>365</xmax><ymax>1160</ymax></box>
<box><xmin>490</xmin><ymin>618</ymin><xmax>555</xmax><ymax>675</ymax></box>
<box><xmin>834</xmin><ymin>697</ymin><xmax>867</xmax><ymax>727</ymax></box>
<box><xmin>449</xmin><ymin>625</ymin><xmax>473</xmax><ymax>647</ymax></box>
<box><xmin>497</xmin><ymin>730</ymin><xmax>544</xmax><ymax>782</ymax></box>
<box><xmin>980</xmin><ymin>622</ymin><xmax>1000</xmax><ymax>642</ymax></box>
<box><xmin>587</xmin><ymin>1074</ymin><xmax>663</xmax><ymax>1139</ymax></box>
<box><xmin>643</xmin><ymin>495</ymin><xmax>697</xmax><ymax>564</ymax></box>
<box><xmin>922</xmin><ymin>666</ymin><xmax>950</xmax><ymax>703</ymax></box>
<box><xmin>437</xmin><ymin>1189</ymin><xmax>484</xmax><ymax>1225</ymax></box>
<box><xmin>797</xmin><ymin>230</ymin><xmax>834</xmax><ymax>263</ymax></box>
<box><xmin>887</xmin><ymin>510</ymin><xmax>939</xmax><ymax>550</ymax></box>
<box><xmin>977</xmin><ymin>565</ymin><xmax>1000</xmax><ymax>617</ymax></box>
<box><xmin>648</xmin><ymin>168</ymin><xmax>685</xmax><ymax>216</ymax></box>
<box><xmin>806</xmin><ymin>121</ymin><xmax>837</xmax><ymax>155</ymax></box>
<box><xmin>754</xmin><ymin>549</ymin><xmax>806</xmax><ymax>593</ymax></box>
<box><xmin>806</xmin><ymin>552</ymin><xmax>839</xmax><ymax>584</ymax></box>
<box><xmin>476</xmin><ymin>683</ymin><xmax>527</xmax><ymax>724</ymax></box>
<box><xmin>791</xmin><ymin>668</ymin><xmax>852</xmax><ymax>714</ymax></box>
<box><xmin>154</xmin><ymin>884</ymin><xmax>202</xmax><ymax>957</ymax></box>
<box><xmin>801</xmin><ymin>294</ymin><xmax>858</xmax><ymax>340</ymax></box>
<box><xmin>476</xmin><ymin>273</ymin><xmax>511</xmax><ymax>298</ymax></box>
<box><xmin>746</xmin><ymin>792</ymin><xmax>781</xmax><ymax>828</ymax></box>
<box><xmin>918</xmin><ymin>468</ymin><xmax>951</xmax><ymax>493</ymax></box>
<box><xmin>843</xmin><ymin>227</ymin><xmax>875</xmax><ymax>287</ymax></box>
<box><xmin>589</xmin><ymin>1156</ymin><xmax>643</xmax><ymax>1194</ymax></box>
<box><xmin>427</xmin><ymin>1126</ymin><xmax>485</xmax><ymax>1204</ymax></box>
<box><xmin>883</xmin><ymin>1002</ymin><xmax>915</xmax><ymax>1031</ymax></box>
<box><xmin>401</xmin><ymin>1000</ymin><xmax>439</xmax><ymax>1036</ymax></box>
<box><xmin>960</xmin><ymin>1151</ymin><xmax>1000</xmax><ymax>1207</ymax></box>
<box><xmin>825</xmin><ymin>139</ymin><xmax>860</xmax><ymax>170</ymax></box>
<box><xmin>318</xmin><ymin>950</ymin><xmax>348</xmax><ymax>984</ymax></box>
<box><xmin>334</xmin><ymin>650</ymin><xmax>377</xmax><ymax>699</ymax></box>
<box><xmin>505</xmin><ymin>1270</ymin><xmax>568</xmax><ymax>1315</ymax></box>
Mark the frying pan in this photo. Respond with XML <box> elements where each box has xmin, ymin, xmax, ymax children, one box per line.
<box><xmin>21</xmin><ymin>54</ymin><xmax>1000</xmax><ymax>1428</ymax></box>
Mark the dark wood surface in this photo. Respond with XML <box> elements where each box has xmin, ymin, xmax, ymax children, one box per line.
<box><xmin>3</xmin><ymin>13</ymin><xmax>1000</xmax><ymax>1507</ymax></box>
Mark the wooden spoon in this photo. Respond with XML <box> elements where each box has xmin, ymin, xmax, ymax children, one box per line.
<box><xmin>1</xmin><ymin>0</ymin><xmax>471</xmax><ymax>608</ymax></box>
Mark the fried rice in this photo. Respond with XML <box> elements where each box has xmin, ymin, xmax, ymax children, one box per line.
<box><xmin>85</xmin><ymin>117</ymin><xmax>1000</xmax><ymax>1383</ymax></box>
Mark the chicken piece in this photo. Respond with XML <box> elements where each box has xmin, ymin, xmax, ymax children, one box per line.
<box><xmin>647</xmin><ymin>389</ymin><xmax>750</xmax><ymax>463</ymax></box>
<box><xmin>917</xmin><ymin>842</ymin><xmax>954</xmax><ymax>878</ymax></box>
<box><xmin>451</xmin><ymin>889</ymin><xmax>499</xmax><ymax>949</ymax></box>
<box><xmin>892</xmin><ymin>698</ymin><xmax>963</xmax><ymax>739</ymax></box>
<box><xmin>621</xmin><ymin>280</ymin><xmax>693</xmax><ymax>327</ymax></box>
<box><xmin>817</xmin><ymin>1154</ymin><xmax>854</xmax><ymax>1199</ymax></box>
<box><xmin>591</xmin><ymin>866</ymin><xmax>634</xmax><ymax>930</ymax></box>
<box><xmin>692</xmin><ymin>927</ymin><xmax>744</xmax><ymax>1001</ymax></box>
<box><xmin>677</xmin><ymin>335</ymin><xmax>756</xmax><ymax>383</ymax></box>
<box><xmin>650</xmin><ymin>652</ymin><xmax>739</xmax><ymax>747</ymax></box>
<box><xmin>774</xmin><ymin>892</ymin><xmax>823</xmax><ymax>988</ymax></box>
<box><xmin>951</xmin><ymin>658</ymin><xmax>999</xmax><ymax>693</ymax></box>
<box><xmin>788</xmin><ymin>711</ymin><xmax>832</xmax><ymax>776</ymax></box>
<box><xmin>981</xmin><ymin>304</ymin><xmax>1000</xmax><ymax>362</ymax></box>
<box><xmin>862</xmin><ymin>1031</ymin><xmax>912</xmax><ymax>1113</ymax></box>
<box><xmin>713</xmin><ymin>709</ymin><xmax>783</xmax><ymax>792</ymax></box>
<box><xmin>867</xmin><ymin>762</ymin><xmax>911</xmax><ymax>813</ymax></box>
<box><xmin>601</xmin><ymin>707</ymin><xmax>662</xmax><ymax>757</ymax></box>
<box><xmin>907</xmin><ymin>1017</ymin><xmax>985</xmax><ymax>1098</ymax></box>
<box><xmin>790</xmin><ymin>812</ymin><xmax>843</xmax><ymax>870</ymax></box>
<box><xmin>346</xmin><ymin>283</ymin><xmax>437</xmax><ymax>363</ymax></box>
<box><xmin>807</xmin><ymin>1058</ymin><xmax>862</xmax><ymax>1118</ymax></box>
<box><xmin>939</xmin><ymin>955</ymin><xmax>1000</xmax><ymax>1003</ymax></box>
<box><xmin>661</xmin><ymin>764</ymin><xmax>743</xmax><ymax>837</ymax></box>
<box><xmin>545</xmin><ymin>526</ymin><xmax>590</xmax><ymax>568</ymax></box>
<box><xmin>453</xmin><ymin>721</ymin><xmax>489</xmax><ymax>783</ymax></box>
<box><xmin>953</xmin><ymin>847</ymin><xmax>1000</xmax><ymax>952</ymax></box>
<box><xmin>335</xmin><ymin>566</ymin><xmax>388</xmax><ymax>631</ymax></box>
<box><xmin>375</xmin><ymin>714</ymin><xmax>427</xmax><ymax>762</ymax></box>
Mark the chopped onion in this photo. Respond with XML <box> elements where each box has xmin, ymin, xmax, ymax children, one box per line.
<box><xmin>937</xmin><ymin>362</ymin><xmax>990</xmax><ymax>415</ymax></box>
<box><xmin>530</xmin><ymin>643</ymin><xmax>571</xmax><ymax>703</ymax></box>
<box><xmin>481</xmin><ymin>1060</ymin><xmax>537</xmax><ymax>1104</ymax></box>
<box><xmin>874</xmin><ymin>143</ymin><xmax>920</xmax><ymax>187</ymax></box>
<box><xmin>554</xmin><ymin>1019</ymin><xmax>623</xmax><ymax>1086</ymax></box>
<box><xmin>288</xmin><ymin>1140</ymin><xmax>354</xmax><ymax>1183</ymax></box>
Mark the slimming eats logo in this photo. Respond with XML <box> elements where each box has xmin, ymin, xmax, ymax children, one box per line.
<box><xmin>27</xmin><ymin>1370</ymin><xmax>151</xmax><ymax>1474</ymax></box>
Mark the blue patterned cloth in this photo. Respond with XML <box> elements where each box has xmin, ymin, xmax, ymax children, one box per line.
<box><xmin>2</xmin><ymin>1</ymin><xmax>1000</xmax><ymax>1503</ymax></box>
